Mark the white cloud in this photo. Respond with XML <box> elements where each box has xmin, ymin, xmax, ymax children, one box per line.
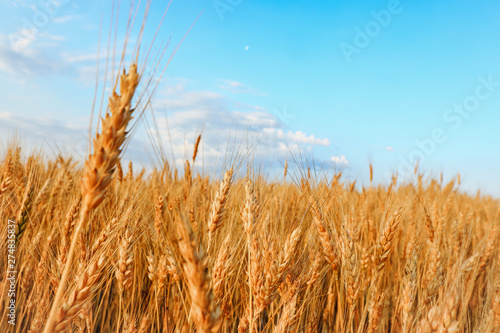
<box><xmin>386</xmin><ymin>146</ymin><xmax>394</xmax><ymax>151</ymax></box>
<box><xmin>0</xmin><ymin>112</ymin><xmax>89</xmax><ymax>158</ymax></box>
<box><xmin>0</xmin><ymin>31</ymin><xmax>69</xmax><ymax>75</ymax></box>
<box><xmin>264</xmin><ymin>128</ymin><xmax>330</xmax><ymax>146</ymax></box>
<box><xmin>150</xmin><ymin>84</ymin><xmax>331</xmax><ymax>172</ymax></box>
<box><xmin>54</xmin><ymin>15</ymin><xmax>80</xmax><ymax>24</ymax></box>
<box><xmin>0</xmin><ymin>28</ymin><xmax>126</xmax><ymax>82</ymax></box>
<box><xmin>217</xmin><ymin>79</ymin><xmax>266</xmax><ymax>96</ymax></box>
<box><xmin>0</xmin><ymin>81</ymin><xmax>335</xmax><ymax>177</ymax></box>
<box><xmin>0</xmin><ymin>111</ymin><xmax>153</xmax><ymax>169</ymax></box>
<box><xmin>331</xmin><ymin>155</ymin><xmax>349</xmax><ymax>166</ymax></box>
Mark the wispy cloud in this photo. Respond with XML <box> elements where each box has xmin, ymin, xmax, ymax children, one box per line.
<box><xmin>150</xmin><ymin>84</ymin><xmax>330</xmax><ymax>172</ymax></box>
<box><xmin>54</xmin><ymin>15</ymin><xmax>80</xmax><ymax>24</ymax></box>
<box><xmin>0</xmin><ymin>29</ymin><xmax>132</xmax><ymax>88</ymax></box>
<box><xmin>0</xmin><ymin>112</ymin><xmax>89</xmax><ymax>157</ymax></box>
<box><xmin>0</xmin><ymin>31</ymin><xmax>69</xmax><ymax>76</ymax></box>
<box><xmin>0</xmin><ymin>111</ymin><xmax>153</xmax><ymax>168</ymax></box>
<box><xmin>0</xmin><ymin>78</ymin><xmax>336</xmax><ymax>177</ymax></box>
<box><xmin>217</xmin><ymin>79</ymin><xmax>267</xmax><ymax>96</ymax></box>
<box><xmin>331</xmin><ymin>155</ymin><xmax>349</xmax><ymax>166</ymax></box>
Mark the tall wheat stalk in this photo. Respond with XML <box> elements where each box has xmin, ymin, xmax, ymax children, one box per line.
<box><xmin>44</xmin><ymin>63</ymin><xmax>140</xmax><ymax>333</ymax></box>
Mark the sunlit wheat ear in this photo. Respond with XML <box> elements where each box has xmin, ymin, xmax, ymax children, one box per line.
<box><xmin>28</xmin><ymin>299</ymin><xmax>47</xmax><ymax>333</ymax></box>
<box><xmin>341</xmin><ymin>228</ymin><xmax>360</xmax><ymax>321</ymax></box>
<box><xmin>192</xmin><ymin>134</ymin><xmax>201</xmax><ymax>164</ymax></box>
<box><xmin>116</xmin><ymin>228</ymin><xmax>134</xmax><ymax>298</ymax></box>
<box><xmin>176</xmin><ymin>208</ymin><xmax>221</xmax><ymax>333</ymax></box>
<box><xmin>418</xmin><ymin>291</ymin><xmax>459</xmax><ymax>333</ymax></box>
<box><xmin>81</xmin><ymin>63</ymin><xmax>140</xmax><ymax>210</ymax></box>
<box><xmin>375</xmin><ymin>207</ymin><xmax>403</xmax><ymax>273</ymax></box>
<box><xmin>306</xmin><ymin>251</ymin><xmax>323</xmax><ymax>288</ymax></box>
<box><xmin>138</xmin><ymin>315</ymin><xmax>151</xmax><ymax>333</ymax></box>
<box><xmin>0</xmin><ymin>159</ymin><xmax>12</xmax><ymax>197</ymax></box>
<box><xmin>280</xmin><ymin>227</ymin><xmax>301</xmax><ymax>274</ymax></box>
<box><xmin>477</xmin><ymin>223</ymin><xmax>499</xmax><ymax>276</ymax></box>
<box><xmin>147</xmin><ymin>252</ymin><xmax>156</xmax><ymax>283</ymax></box>
<box><xmin>367</xmin><ymin>287</ymin><xmax>385</xmax><ymax>333</ymax></box>
<box><xmin>213</xmin><ymin>233</ymin><xmax>231</xmax><ymax>302</ymax></box>
<box><xmin>424</xmin><ymin>213</ymin><xmax>435</xmax><ymax>243</ymax></box>
<box><xmin>154</xmin><ymin>194</ymin><xmax>165</xmax><ymax>240</ymax></box>
<box><xmin>124</xmin><ymin>318</ymin><xmax>137</xmax><ymax>333</ymax></box>
<box><xmin>154</xmin><ymin>255</ymin><xmax>169</xmax><ymax>298</ymax></box>
<box><xmin>273</xmin><ymin>292</ymin><xmax>299</xmax><ymax>332</ymax></box>
<box><xmin>44</xmin><ymin>63</ymin><xmax>140</xmax><ymax>333</ymax></box>
<box><xmin>58</xmin><ymin>197</ymin><xmax>81</xmax><ymax>271</ymax></box>
<box><xmin>242</xmin><ymin>179</ymin><xmax>259</xmax><ymax>233</ymax></box>
<box><xmin>91</xmin><ymin>217</ymin><xmax>117</xmax><ymax>257</ymax></box>
<box><xmin>400</xmin><ymin>252</ymin><xmax>417</xmax><ymax>332</ymax></box>
<box><xmin>237</xmin><ymin>306</ymin><xmax>250</xmax><ymax>333</ymax></box>
<box><xmin>424</xmin><ymin>239</ymin><xmax>442</xmax><ymax>304</ymax></box>
<box><xmin>492</xmin><ymin>282</ymin><xmax>500</xmax><ymax>331</ymax></box>
<box><xmin>16</xmin><ymin>179</ymin><xmax>34</xmax><ymax>242</ymax></box>
<box><xmin>440</xmin><ymin>292</ymin><xmax>460</xmax><ymax>333</ymax></box>
<box><xmin>35</xmin><ymin>230</ymin><xmax>57</xmax><ymax>290</ymax></box>
<box><xmin>240</xmin><ymin>179</ymin><xmax>263</xmax><ymax>331</ymax></box>
<box><xmin>309</xmin><ymin>196</ymin><xmax>338</xmax><ymax>272</ymax></box>
<box><xmin>207</xmin><ymin>168</ymin><xmax>234</xmax><ymax>248</ymax></box>
<box><xmin>53</xmin><ymin>254</ymin><xmax>106</xmax><ymax>332</ymax></box>
<box><xmin>255</xmin><ymin>226</ymin><xmax>301</xmax><ymax>315</ymax></box>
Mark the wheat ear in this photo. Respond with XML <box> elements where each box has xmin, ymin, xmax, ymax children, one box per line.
<box><xmin>375</xmin><ymin>207</ymin><xmax>403</xmax><ymax>272</ymax></box>
<box><xmin>16</xmin><ymin>179</ymin><xmax>34</xmax><ymax>242</ymax></box>
<box><xmin>241</xmin><ymin>180</ymin><xmax>261</xmax><ymax>331</ymax></box>
<box><xmin>213</xmin><ymin>233</ymin><xmax>231</xmax><ymax>302</ymax></box>
<box><xmin>44</xmin><ymin>63</ymin><xmax>140</xmax><ymax>333</ymax></box>
<box><xmin>492</xmin><ymin>282</ymin><xmax>500</xmax><ymax>331</ymax></box>
<box><xmin>192</xmin><ymin>133</ymin><xmax>202</xmax><ymax>164</ymax></box>
<box><xmin>309</xmin><ymin>196</ymin><xmax>337</xmax><ymax>272</ymax></box>
<box><xmin>53</xmin><ymin>254</ymin><xmax>106</xmax><ymax>332</ymax></box>
<box><xmin>176</xmin><ymin>208</ymin><xmax>220</xmax><ymax>332</ymax></box>
<box><xmin>116</xmin><ymin>228</ymin><xmax>134</xmax><ymax>298</ymax></box>
<box><xmin>273</xmin><ymin>292</ymin><xmax>299</xmax><ymax>332</ymax></box>
<box><xmin>207</xmin><ymin>168</ymin><xmax>234</xmax><ymax>249</ymax></box>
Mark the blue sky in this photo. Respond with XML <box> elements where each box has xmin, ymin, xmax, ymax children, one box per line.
<box><xmin>1</xmin><ymin>0</ymin><xmax>500</xmax><ymax>196</ymax></box>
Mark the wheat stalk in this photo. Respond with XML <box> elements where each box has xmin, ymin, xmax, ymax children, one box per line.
<box><xmin>309</xmin><ymin>196</ymin><xmax>338</xmax><ymax>272</ymax></box>
<box><xmin>375</xmin><ymin>207</ymin><xmax>403</xmax><ymax>272</ymax></box>
<box><xmin>44</xmin><ymin>63</ymin><xmax>140</xmax><ymax>333</ymax></box>
<box><xmin>53</xmin><ymin>254</ymin><xmax>106</xmax><ymax>332</ymax></box>
<box><xmin>207</xmin><ymin>168</ymin><xmax>234</xmax><ymax>248</ymax></box>
<box><xmin>176</xmin><ymin>208</ymin><xmax>221</xmax><ymax>332</ymax></box>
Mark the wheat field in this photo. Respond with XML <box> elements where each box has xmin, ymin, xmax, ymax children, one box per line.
<box><xmin>1</xmin><ymin>4</ymin><xmax>500</xmax><ymax>333</ymax></box>
<box><xmin>1</xmin><ymin>129</ymin><xmax>500</xmax><ymax>332</ymax></box>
